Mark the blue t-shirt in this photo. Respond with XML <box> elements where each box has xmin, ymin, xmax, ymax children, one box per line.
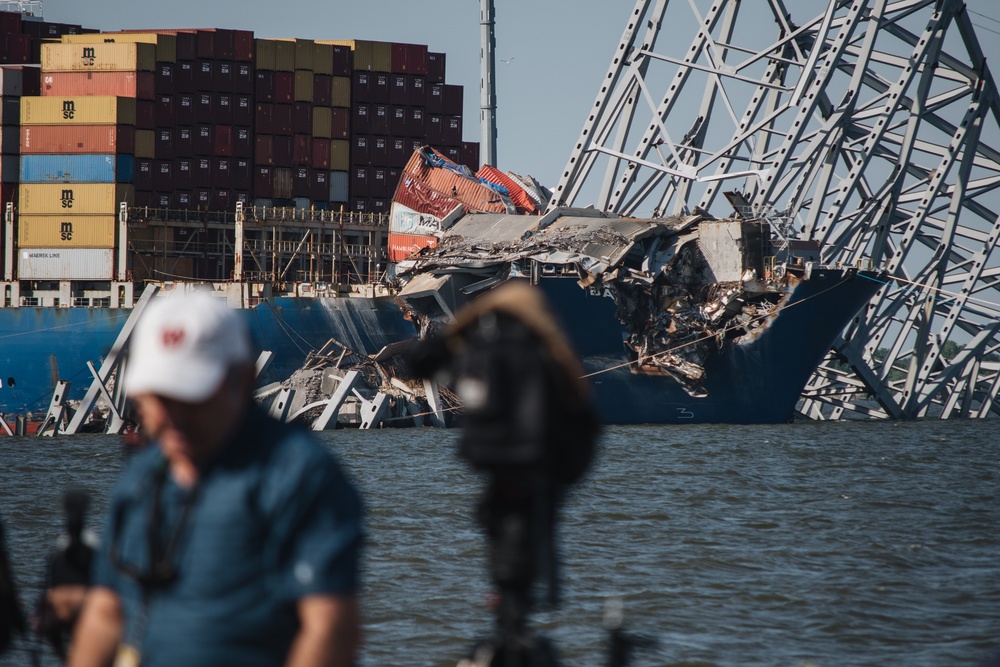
<box><xmin>92</xmin><ymin>407</ymin><xmax>363</xmax><ymax>667</ymax></box>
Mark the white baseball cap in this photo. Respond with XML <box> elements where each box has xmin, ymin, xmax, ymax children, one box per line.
<box><xmin>125</xmin><ymin>291</ymin><xmax>253</xmax><ymax>403</ymax></box>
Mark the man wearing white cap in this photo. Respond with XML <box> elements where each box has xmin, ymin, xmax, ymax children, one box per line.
<box><xmin>69</xmin><ymin>291</ymin><xmax>363</xmax><ymax>667</ymax></box>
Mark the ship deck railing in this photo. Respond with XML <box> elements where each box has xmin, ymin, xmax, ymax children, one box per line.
<box><xmin>126</xmin><ymin>206</ymin><xmax>390</xmax><ymax>229</ymax></box>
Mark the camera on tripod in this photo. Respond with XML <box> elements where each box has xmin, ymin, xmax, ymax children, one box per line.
<box><xmin>410</xmin><ymin>281</ymin><xmax>599</xmax><ymax>667</ymax></box>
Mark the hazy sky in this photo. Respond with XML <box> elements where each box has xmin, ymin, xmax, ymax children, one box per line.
<box><xmin>38</xmin><ymin>0</ymin><xmax>1000</xmax><ymax>199</ymax></box>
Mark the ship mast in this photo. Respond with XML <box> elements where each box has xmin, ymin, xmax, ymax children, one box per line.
<box><xmin>479</xmin><ymin>0</ymin><xmax>498</xmax><ymax>167</ymax></box>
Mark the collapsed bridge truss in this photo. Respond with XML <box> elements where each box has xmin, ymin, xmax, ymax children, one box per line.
<box><xmin>550</xmin><ymin>0</ymin><xmax>1000</xmax><ymax>419</ymax></box>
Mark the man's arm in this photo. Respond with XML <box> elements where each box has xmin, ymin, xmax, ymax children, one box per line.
<box><xmin>67</xmin><ymin>587</ymin><xmax>123</xmax><ymax>667</ymax></box>
<box><xmin>285</xmin><ymin>594</ymin><xmax>361</xmax><ymax>667</ymax></box>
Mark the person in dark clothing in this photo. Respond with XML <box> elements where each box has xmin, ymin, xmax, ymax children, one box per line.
<box><xmin>0</xmin><ymin>512</ymin><xmax>26</xmax><ymax>657</ymax></box>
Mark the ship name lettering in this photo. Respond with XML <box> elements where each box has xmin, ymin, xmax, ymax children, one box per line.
<box><xmin>588</xmin><ymin>286</ymin><xmax>615</xmax><ymax>299</ymax></box>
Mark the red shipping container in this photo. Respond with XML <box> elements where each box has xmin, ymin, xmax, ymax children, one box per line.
<box><xmin>352</xmin><ymin>135</ymin><xmax>370</xmax><ymax>165</ymax></box>
<box><xmin>410</xmin><ymin>75</ymin><xmax>426</xmax><ymax>107</ymax></box>
<box><xmin>293</xmin><ymin>134</ymin><xmax>312</xmax><ymax>166</ymax></box>
<box><xmin>274</xmin><ymin>71</ymin><xmax>294</xmax><ymax>103</ymax></box>
<box><xmin>21</xmin><ymin>125</ymin><xmax>135</xmax><ymax>154</ymax></box>
<box><xmin>443</xmin><ymin>84</ymin><xmax>463</xmax><ymax>116</ymax></box>
<box><xmin>388</xmin><ymin>232</ymin><xmax>437</xmax><ymax>262</ymax></box>
<box><xmin>460</xmin><ymin>141</ymin><xmax>480</xmax><ymax>171</ymax></box>
<box><xmin>427</xmin><ymin>52</ymin><xmax>445</xmax><ymax>84</ymax></box>
<box><xmin>233</xmin><ymin>158</ymin><xmax>251</xmax><ymax>188</ymax></box>
<box><xmin>156</xmin><ymin>94</ymin><xmax>174</xmax><ymax>126</ymax></box>
<box><xmin>176</xmin><ymin>127</ymin><xmax>193</xmax><ymax>157</ymax></box>
<box><xmin>233</xmin><ymin>95</ymin><xmax>252</xmax><ymax>126</ymax></box>
<box><xmin>155</xmin><ymin>128</ymin><xmax>175</xmax><ymax>160</ymax></box>
<box><xmin>255</xmin><ymin>103</ymin><xmax>274</xmax><ymax>134</ymax></box>
<box><xmin>372</xmin><ymin>73</ymin><xmax>390</xmax><ymax>103</ymax></box>
<box><xmin>292</xmin><ymin>102</ymin><xmax>312</xmax><ymax>135</ymax></box>
<box><xmin>176</xmin><ymin>93</ymin><xmax>195</xmax><ymax>124</ymax></box>
<box><xmin>372</xmin><ymin>104</ymin><xmax>389</xmax><ymax>135</ymax></box>
<box><xmin>352</xmin><ymin>71</ymin><xmax>370</xmax><ymax>103</ymax></box>
<box><xmin>175</xmin><ymin>158</ymin><xmax>193</xmax><ymax>189</ymax></box>
<box><xmin>234</xmin><ymin>30</ymin><xmax>254</xmax><ymax>62</ymax></box>
<box><xmin>194</xmin><ymin>157</ymin><xmax>212</xmax><ymax>187</ymax></box>
<box><xmin>41</xmin><ymin>71</ymin><xmax>155</xmax><ymax>99</ymax></box>
<box><xmin>389</xmin><ymin>74</ymin><xmax>408</xmax><ymax>105</ymax></box>
<box><xmin>135</xmin><ymin>158</ymin><xmax>154</xmax><ymax>190</ymax></box>
<box><xmin>330</xmin><ymin>107</ymin><xmax>349</xmax><ymax>139</ymax></box>
<box><xmin>255</xmin><ymin>70</ymin><xmax>274</xmax><ymax>102</ymax></box>
<box><xmin>353</xmin><ymin>104</ymin><xmax>371</xmax><ymax>135</ymax></box>
<box><xmin>311</xmin><ymin>169</ymin><xmax>328</xmax><ymax>202</ymax></box>
<box><xmin>196</xmin><ymin>92</ymin><xmax>213</xmax><ymax>123</ymax></box>
<box><xmin>407</xmin><ymin>44</ymin><xmax>428</xmax><ymax>75</ymax></box>
<box><xmin>234</xmin><ymin>127</ymin><xmax>252</xmax><ymax>158</ymax></box>
<box><xmin>313</xmin><ymin>74</ymin><xmax>332</xmax><ymax>107</ymax></box>
<box><xmin>273</xmin><ymin>135</ymin><xmax>293</xmax><ymax>166</ymax></box>
<box><xmin>213</xmin><ymin>158</ymin><xmax>232</xmax><ymax>188</ymax></box>
<box><xmin>351</xmin><ymin>166</ymin><xmax>369</xmax><ymax>197</ymax></box>
<box><xmin>156</xmin><ymin>62</ymin><xmax>175</xmax><ymax>95</ymax></box>
<box><xmin>312</xmin><ymin>138</ymin><xmax>330</xmax><ymax>169</ymax></box>
<box><xmin>194</xmin><ymin>124</ymin><xmax>213</xmax><ymax>155</ymax></box>
<box><xmin>254</xmin><ymin>165</ymin><xmax>274</xmax><ymax>197</ymax></box>
<box><xmin>234</xmin><ymin>62</ymin><xmax>253</xmax><ymax>94</ymax></box>
<box><xmin>390</xmin><ymin>43</ymin><xmax>409</xmax><ymax>74</ymax></box>
<box><xmin>195</xmin><ymin>60</ymin><xmax>213</xmax><ymax>91</ymax></box>
<box><xmin>255</xmin><ymin>134</ymin><xmax>274</xmax><ymax>165</ymax></box>
<box><xmin>331</xmin><ymin>44</ymin><xmax>351</xmax><ymax>76</ymax></box>
<box><xmin>273</xmin><ymin>104</ymin><xmax>293</xmax><ymax>134</ymax></box>
<box><xmin>407</xmin><ymin>107</ymin><xmax>425</xmax><ymax>137</ymax></box>
<box><xmin>292</xmin><ymin>166</ymin><xmax>310</xmax><ymax>198</ymax></box>
<box><xmin>137</xmin><ymin>100</ymin><xmax>156</xmax><ymax>129</ymax></box>
<box><xmin>215</xmin><ymin>93</ymin><xmax>233</xmax><ymax>124</ymax></box>
<box><xmin>154</xmin><ymin>160</ymin><xmax>174</xmax><ymax>191</ymax></box>
<box><xmin>214</xmin><ymin>125</ymin><xmax>233</xmax><ymax>156</ymax></box>
<box><xmin>175</xmin><ymin>60</ymin><xmax>194</xmax><ymax>91</ymax></box>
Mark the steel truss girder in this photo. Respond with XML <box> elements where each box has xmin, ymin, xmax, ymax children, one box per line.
<box><xmin>551</xmin><ymin>0</ymin><xmax>1000</xmax><ymax>419</ymax></box>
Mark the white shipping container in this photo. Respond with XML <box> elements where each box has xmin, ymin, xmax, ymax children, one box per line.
<box><xmin>329</xmin><ymin>170</ymin><xmax>348</xmax><ymax>202</ymax></box>
<box><xmin>18</xmin><ymin>248</ymin><xmax>114</xmax><ymax>280</ymax></box>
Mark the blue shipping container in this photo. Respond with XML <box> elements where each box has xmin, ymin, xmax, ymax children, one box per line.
<box><xmin>20</xmin><ymin>154</ymin><xmax>135</xmax><ymax>184</ymax></box>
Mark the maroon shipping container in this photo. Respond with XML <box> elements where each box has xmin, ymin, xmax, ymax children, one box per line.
<box><xmin>175</xmin><ymin>61</ymin><xmax>194</xmax><ymax>92</ymax></box>
<box><xmin>274</xmin><ymin>71</ymin><xmax>294</xmax><ymax>103</ymax></box>
<box><xmin>389</xmin><ymin>106</ymin><xmax>407</xmax><ymax>136</ymax></box>
<box><xmin>255</xmin><ymin>70</ymin><xmax>274</xmax><ymax>102</ymax></box>
<box><xmin>176</xmin><ymin>94</ymin><xmax>195</xmax><ymax>125</ymax></box>
<box><xmin>331</xmin><ymin>44</ymin><xmax>351</xmax><ymax>76</ymax></box>
<box><xmin>389</xmin><ymin>74</ymin><xmax>408</xmax><ymax>105</ymax></box>
<box><xmin>312</xmin><ymin>138</ymin><xmax>330</xmax><ymax>169</ymax></box>
<box><xmin>156</xmin><ymin>62</ymin><xmax>175</xmax><ymax>94</ymax></box>
<box><xmin>293</xmin><ymin>134</ymin><xmax>311</xmax><ymax>166</ymax></box>
<box><xmin>388</xmin><ymin>167</ymin><xmax>401</xmax><ymax>192</ymax></box>
<box><xmin>273</xmin><ymin>167</ymin><xmax>292</xmax><ymax>198</ymax></box>
<box><xmin>176</xmin><ymin>126</ymin><xmax>193</xmax><ymax>156</ymax></box>
<box><xmin>234</xmin><ymin>94</ymin><xmax>252</xmax><ymax>126</ymax></box>
<box><xmin>155</xmin><ymin>128</ymin><xmax>174</xmax><ymax>160</ymax></box>
<box><xmin>19</xmin><ymin>65</ymin><xmax>41</xmax><ymax>96</ymax></box>
<box><xmin>292</xmin><ymin>102</ymin><xmax>312</xmax><ymax>135</ymax></box>
<box><xmin>170</xmin><ymin>32</ymin><xmax>197</xmax><ymax>61</ymax></box>
<box><xmin>213</xmin><ymin>158</ymin><xmax>232</xmax><ymax>188</ymax></box>
<box><xmin>353</xmin><ymin>104</ymin><xmax>371</xmax><ymax>135</ymax></box>
<box><xmin>313</xmin><ymin>74</ymin><xmax>332</xmax><ymax>107</ymax></box>
<box><xmin>371</xmin><ymin>166</ymin><xmax>389</xmax><ymax>198</ymax></box>
<box><xmin>194</xmin><ymin>157</ymin><xmax>212</xmax><ymax>187</ymax></box>
<box><xmin>154</xmin><ymin>193</ymin><xmax>171</xmax><ymax>208</ymax></box>
<box><xmin>426</xmin><ymin>114</ymin><xmax>443</xmax><ymax>144</ymax></box>
<box><xmin>214</xmin><ymin>125</ymin><xmax>233</xmax><ymax>156</ymax></box>
<box><xmin>410</xmin><ymin>75</ymin><xmax>426</xmax><ymax>107</ymax></box>
<box><xmin>211</xmin><ymin>189</ymin><xmax>231</xmax><ymax>211</ymax></box>
<box><xmin>371</xmin><ymin>136</ymin><xmax>388</xmax><ymax>167</ymax></box>
<box><xmin>137</xmin><ymin>100</ymin><xmax>155</xmax><ymax>130</ymax></box>
<box><xmin>273</xmin><ymin>134</ymin><xmax>293</xmax><ymax>166</ymax></box>
<box><xmin>195</xmin><ymin>60</ymin><xmax>213</xmax><ymax>91</ymax></box>
<box><xmin>372</xmin><ymin>73</ymin><xmax>390</xmax><ymax>103</ymax></box>
<box><xmin>175</xmin><ymin>158</ymin><xmax>193</xmax><ymax>189</ymax></box>
<box><xmin>330</xmin><ymin>107</ymin><xmax>349</xmax><ymax>139</ymax></box>
<box><xmin>234</xmin><ymin>30</ymin><xmax>253</xmax><ymax>62</ymax></box>
<box><xmin>292</xmin><ymin>166</ymin><xmax>310</xmax><ymax>198</ymax></box>
<box><xmin>234</xmin><ymin>62</ymin><xmax>253</xmax><ymax>94</ymax></box>
<box><xmin>233</xmin><ymin>158</ymin><xmax>251</xmax><ymax>188</ymax></box>
<box><xmin>0</xmin><ymin>11</ymin><xmax>22</xmax><ymax>34</ymax></box>
<box><xmin>389</xmin><ymin>137</ymin><xmax>408</xmax><ymax>168</ymax></box>
<box><xmin>135</xmin><ymin>158</ymin><xmax>154</xmax><ymax>190</ymax></box>
<box><xmin>407</xmin><ymin>107</ymin><xmax>425</xmax><ymax>137</ymax></box>
<box><xmin>273</xmin><ymin>104</ymin><xmax>293</xmax><ymax>135</ymax></box>
<box><xmin>1</xmin><ymin>33</ymin><xmax>30</xmax><ymax>64</ymax></box>
<box><xmin>371</xmin><ymin>197</ymin><xmax>389</xmax><ymax>213</ymax></box>
<box><xmin>195</xmin><ymin>188</ymin><xmax>211</xmax><ymax>208</ymax></box>
<box><xmin>254</xmin><ymin>165</ymin><xmax>274</xmax><ymax>197</ymax></box>
<box><xmin>197</xmin><ymin>29</ymin><xmax>235</xmax><ymax>60</ymax></box>
<box><xmin>427</xmin><ymin>83</ymin><xmax>444</xmax><ymax>114</ymax></box>
<box><xmin>154</xmin><ymin>160</ymin><xmax>174</xmax><ymax>191</ymax></box>
<box><xmin>349</xmin><ymin>197</ymin><xmax>368</xmax><ymax>213</ymax></box>
<box><xmin>196</xmin><ymin>92</ymin><xmax>213</xmax><ymax>123</ymax></box>
<box><xmin>235</xmin><ymin>190</ymin><xmax>250</xmax><ymax>206</ymax></box>
<box><xmin>173</xmin><ymin>190</ymin><xmax>192</xmax><ymax>210</ymax></box>
<box><xmin>156</xmin><ymin>94</ymin><xmax>174</xmax><ymax>126</ymax></box>
<box><xmin>427</xmin><ymin>52</ymin><xmax>445</xmax><ymax>84</ymax></box>
<box><xmin>311</xmin><ymin>169</ymin><xmax>328</xmax><ymax>202</ymax></box>
<box><xmin>372</xmin><ymin>104</ymin><xmax>389</xmax><ymax>135</ymax></box>
<box><xmin>352</xmin><ymin>135</ymin><xmax>370</xmax><ymax>165</ymax></box>
<box><xmin>234</xmin><ymin>127</ymin><xmax>252</xmax><ymax>157</ymax></box>
<box><xmin>443</xmin><ymin>146</ymin><xmax>461</xmax><ymax>164</ymax></box>
<box><xmin>255</xmin><ymin>134</ymin><xmax>273</xmax><ymax>165</ymax></box>
<box><xmin>443</xmin><ymin>84</ymin><xmax>463</xmax><ymax>116</ymax></box>
<box><xmin>214</xmin><ymin>61</ymin><xmax>233</xmax><ymax>92</ymax></box>
<box><xmin>133</xmin><ymin>190</ymin><xmax>152</xmax><ymax>207</ymax></box>
<box><xmin>352</xmin><ymin>71</ymin><xmax>370</xmax><ymax>103</ymax></box>
<box><xmin>0</xmin><ymin>97</ymin><xmax>15</xmax><ymax>125</ymax></box>
<box><xmin>194</xmin><ymin>125</ymin><xmax>213</xmax><ymax>155</ymax></box>
<box><xmin>255</xmin><ymin>103</ymin><xmax>274</xmax><ymax>134</ymax></box>
<box><xmin>215</xmin><ymin>93</ymin><xmax>233</xmax><ymax>124</ymax></box>
<box><xmin>445</xmin><ymin>116</ymin><xmax>462</xmax><ymax>145</ymax></box>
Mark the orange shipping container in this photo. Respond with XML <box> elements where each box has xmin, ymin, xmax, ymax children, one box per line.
<box><xmin>41</xmin><ymin>71</ymin><xmax>155</xmax><ymax>100</ymax></box>
<box><xmin>41</xmin><ymin>42</ymin><xmax>156</xmax><ymax>72</ymax></box>
<box><xmin>401</xmin><ymin>147</ymin><xmax>508</xmax><ymax>214</ymax></box>
<box><xmin>21</xmin><ymin>125</ymin><xmax>135</xmax><ymax>154</ymax></box>
<box><xmin>388</xmin><ymin>232</ymin><xmax>437</xmax><ymax>262</ymax></box>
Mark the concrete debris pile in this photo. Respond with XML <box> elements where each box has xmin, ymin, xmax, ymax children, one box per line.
<box><xmin>397</xmin><ymin>209</ymin><xmax>798</xmax><ymax>397</ymax></box>
<box><xmin>254</xmin><ymin>337</ymin><xmax>459</xmax><ymax>429</ymax></box>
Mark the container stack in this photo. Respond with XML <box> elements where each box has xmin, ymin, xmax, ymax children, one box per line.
<box><xmin>0</xmin><ymin>65</ymin><xmax>39</xmax><ymax>271</ymax></box>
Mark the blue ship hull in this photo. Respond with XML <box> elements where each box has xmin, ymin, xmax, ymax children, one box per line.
<box><xmin>537</xmin><ymin>267</ymin><xmax>883</xmax><ymax>424</ymax></box>
<box><xmin>0</xmin><ymin>295</ymin><xmax>417</xmax><ymax>415</ymax></box>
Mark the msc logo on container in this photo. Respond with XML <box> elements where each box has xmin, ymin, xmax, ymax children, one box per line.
<box><xmin>60</xmin><ymin>221</ymin><xmax>73</xmax><ymax>241</ymax></box>
<box><xmin>62</xmin><ymin>100</ymin><xmax>75</xmax><ymax>120</ymax></box>
<box><xmin>60</xmin><ymin>189</ymin><xmax>74</xmax><ymax>209</ymax></box>
<box><xmin>81</xmin><ymin>46</ymin><xmax>96</xmax><ymax>66</ymax></box>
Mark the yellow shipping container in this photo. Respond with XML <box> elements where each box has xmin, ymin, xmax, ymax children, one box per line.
<box><xmin>18</xmin><ymin>215</ymin><xmax>116</xmax><ymax>248</ymax></box>
<box><xmin>331</xmin><ymin>77</ymin><xmax>350</xmax><ymax>107</ymax></box>
<box><xmin>333</xmin><ymin>39</ymin><xmax>391</xmax><ymax>72</ymax></box>
<box><xmin>42</xmin><ymin>42</ymin><xmax>156</xmax><ymax>72</ymax></box>
<box><xmin>313</xmin><ymin>42</ymin><xmax>333</xmax><ymax>76</ymax></box>
<box><xmin>255</xmin><ymin>39</ymin><xmax>276</xmax><ymax>70</ymax></box>
<box><xmin>312</xmin><ymin>107</ymin><xmax>332</xmax><ymax>139</ymax></box>
<box><xmin>61</xmin><ymin>33</ymin><xmax>177</xmax><ymax>63</ymax></box>
<box><xmin>273</xmin><ymin>39</ymin><xmax>295</xmax><ymax>72</ymax></box>
<box><xmin>294</xmin><ymin>71</ymin><xmax>313</xmax><ymax>103</ymax></box>
<box><xmin>21</xmin><ymin>96</ymin><xmax>137</xmax><ymax>125</ymax></box>
<box><xmin>135</xmin><ymin>130</ymin><xmax>154</xmax><ymax>158</ymax></box>
<box><xmin>19</xmin><ymin>183</ymin><xmax>134</xmax><ymax>215</ymax></box>
<box><xmin>330</xmin><ymin>139</ymin><xmax>349</xmax><ymax>171</ymax></box>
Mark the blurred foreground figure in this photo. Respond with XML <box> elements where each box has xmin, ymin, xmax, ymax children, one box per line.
<box><xmin>70</xmin><ymin>291</ymin><xmax>363</xmax><ymax>667</ymax></box>
<box><xmin>0</xmin><ymin>512</ymin><xmax>26</xmax><ymax>657</ymax></box>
